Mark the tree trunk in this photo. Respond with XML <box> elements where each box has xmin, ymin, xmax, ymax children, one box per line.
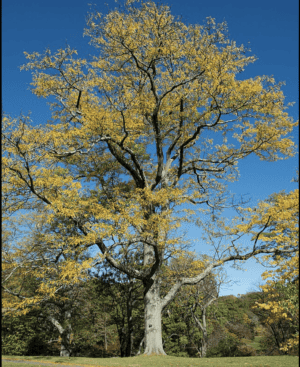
<box><xmin>143</xmin><ymin>279</ymin><xmax>166</xmax><ymax>355</ymax></box>
<box><xmin>119</xmin><ymin>326</ymin><xmax>127</xmax><ymax>357</ymax></box>
<box><xmin>104</xmin><ymin>317</ymin><xmax>107</xmax><ymax>352</ymax></box>
<box><xmin>201</xmin><ymin>328</ymin><xmax>208</xmax><ymax>358</ymax></box>
<box><xmin>126</xmin><ymin>301</ymin><xmax>133</xmax><ymax>357</ymax></box>
<box><xmin>136</xmin><ymin>336</ymin><xmax>144</xmax><ymax>355</ymax></box>
<box><xmin>60</xmin><ymin>334</ymin><xmax>71</xmax><ymax>357</ymax></box>
<box><xmin>60</xmin><ymin>323</ymin><xmax>72</xmax><ymax>357</ymax></box>
<box><xmin>200</xmin><ymin>308</ymin><xmax>208</xmax><ymax>358</ymax></box>
<box><xmin>60</xmin><ymin>346</ymin><xmax>69</xmax><ymax>357</ymax></box>
<box><xmin>48</xmin><ymin>311</ymin><xmax>72</xmax><ymax>357</ymax></box>
<box><xmin>190</xmin><ymin>296</ymin><xmax>216</xmax><ymax>358</ymax></box>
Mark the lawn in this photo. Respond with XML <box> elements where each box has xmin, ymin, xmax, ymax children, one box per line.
<box><xmin>2</xmin><ymin>355</ymin><xmax>299</xmax><ymax>367</ymax></box>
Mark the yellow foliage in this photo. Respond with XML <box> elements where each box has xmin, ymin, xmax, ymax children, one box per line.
<box><xmin>245</xmin><ymin>189</ymin><xmax>299</xmax><ymax>353</ymax></box>
<box><xmin>2</xmin><ymin>0</ymin><xmax>297</xmax><ymax>315</ymax></box>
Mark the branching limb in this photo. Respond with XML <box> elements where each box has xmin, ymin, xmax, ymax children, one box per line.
<box><xmin>161</xmin><ymin>245</ymin><xmax>297</xmax><ymax>311</ymax></box>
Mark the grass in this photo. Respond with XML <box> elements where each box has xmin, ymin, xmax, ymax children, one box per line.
<box><xmin>2</xmin><ymin>355</ymin><xmax>299</xmax><ymax>367</ymax></box>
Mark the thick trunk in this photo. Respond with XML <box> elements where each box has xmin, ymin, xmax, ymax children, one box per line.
<box><xmin>48</xmin><ymin>311</ymin><xmax>72</xmax><ymax>357</ymax></box>
<box><xmin>59</xmin><ymin>326</ymin><xmax>72</xmax><ymax>357</ymax></box>
<box><xmin>143</xmin><ymin>279</ymin><xmax>166</xmax><ymax>355</ymax></box>
<box><xmin>60</xmin><ymin>337</ymin><xmax>71</xmax><ymax>357</ymax></box>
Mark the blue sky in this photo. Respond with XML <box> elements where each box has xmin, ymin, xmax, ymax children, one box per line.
<box><xmin>2</xmin><ymin>0</ymin><xmax>299</xmax><ymax>296</ymax></box>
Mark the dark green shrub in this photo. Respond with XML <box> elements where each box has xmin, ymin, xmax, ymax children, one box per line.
<box><xmin>206</xmin><ymin>334</ymin><xmax>243</xmax><ymax>357</ymax></box>
<box><xmin>2</xmin><ymin>311</ymin><xmax>58</xmax><ymax>356</ymax></box>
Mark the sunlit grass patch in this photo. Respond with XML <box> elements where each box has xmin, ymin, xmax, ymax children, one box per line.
<box><xmin>2</xmin><ymin>355</ymin><xmax>299</xmax><ymax>367</ymax></box>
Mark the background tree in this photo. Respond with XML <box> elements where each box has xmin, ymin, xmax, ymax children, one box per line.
<box><xmin>158</xmin><ymin>252</ymin><xmax>214</xmax><ymax>357</ymax></box>
<box><xmin>244</xmin><ymin>188</ymin><xmax>299</xmax><ymax>355</ymax></box>
<box><xmin>91</xmin><ymin>264</ymin><xmax>145</xmax><ymax>357</ymax></box>
<box><xmin>68</xmin><ymin>278</ymin><xmax>121</xmax><ymax>358</ymax></box>
<box><xmin>203</xmin><ymin>294</ymin><xmax>259</xmax><ymax>357</ymax></box>
<box><xmin>189</xmin><ymin>278</ymin><xmax>218</xmax><ymax>358</ymax></box>
<box><xmin>2</xmin><ymin>0</ymin><xmax>297</xmax><ymax>355</ymax></box>
<box><xmin>2</xmin><ymin>302</ymin><xmax>59</xmax><ymax>356</ymax></box>
<box><xmin>250</xmin><ymin>284</ymin><xmax>298</xmax><ymax>356</ymax></box>
<box><xmin>2</xmin><ymin>210</ymin><xmax>93</xmax><ymax>357</ymax></box>
<box><xmin>159</xmin><ymin>251</ymin><xmax>221</xmax><ymax>357</ymax></box>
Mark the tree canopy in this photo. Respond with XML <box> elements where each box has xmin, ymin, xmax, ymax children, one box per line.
<box><xmin>2</xmin><ymin>0</ymin><xmax>298</xmax><ymax>356</ymax></box>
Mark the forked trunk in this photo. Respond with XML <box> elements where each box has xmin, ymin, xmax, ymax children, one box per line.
<box><xmin>48</xmin><ymin>311</ymin><xmax>72</xmax><ymax>357</ymax></box>
<box><xmin>191</xmin><ymin>296</ymin><xmax>216</xmax><ymax>358</ymax></box>
<box><xmin>59</xmin><ymin>326</ymin><xmax>72</xmax><ymax>357</ymax></box>
<box><xmin>143</xmin><ymin>280</ymin><xmax>166</xmax><ymax>355</ymax></box>
<box><xmin>60</xmin><ymin>337</ymin><xmax>71</xmax><ymax>357</ymax></box>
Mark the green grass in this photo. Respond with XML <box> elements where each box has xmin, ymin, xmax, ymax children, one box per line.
<box><xmin>2</xmin><ymin>355</ymin><xmax>299</xmax><ymax>367</ymax></box>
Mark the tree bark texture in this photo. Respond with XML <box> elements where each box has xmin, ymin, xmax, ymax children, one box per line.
<box><xmin>143</xmin><ymin>279</ymin><xmax>166</xmax><ymax>355</ymax></box>
<box><xmin>48</xmin><ymin>311</ymin><xmax>72</xmax><ymax>357</ymax></box>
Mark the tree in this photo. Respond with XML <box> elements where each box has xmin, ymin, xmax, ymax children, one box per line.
<box><xmin>1</xmin><ymin>210</ymin><xmax>93</xmax><ymax>357</ymax></box>
<box><xmin>2</xmin><ymin>306</ymin><xmax>59</xmax><ymax>356</ymax></box>
<box><xmin>251</xmin><ymin>283</ymin><xmax>298</xmax><ymax>356</ymax></box>
<box><xmin>2</xmin><ymin>0</ymin><xmax>297</xmax><ymax>355</ymax></box>
<box><xmin>159</xmin><ymin>251</ymin><xmax>221</xmax><ymax>357</ymax></box>
<box><xmin>189</xmin><ymin>281</ymin><xmax>218</xmax><ymax>357</ymax></box>
<box><xmin>91</xmin><ymin>265</ymin><xmax>144</xmax><ymax>357</ymax></box>
<box><xmin>67</xmin><ymin>278</ymin><xmax>121</xmax><ymax>358</ymax></box>
<box><xmin>159</xmin><ymin>252</ymin><xmax>218</xmax><ymax>357</ymax></box>
<box><xmin>204</xmin><ymin>292</ymin><xmax>264</xmax><ymax>358</ymax></box>
<box><xmin>242</xmin><ymin>188</ymin><xmax>299</xmax><ymax>354</ymax></box>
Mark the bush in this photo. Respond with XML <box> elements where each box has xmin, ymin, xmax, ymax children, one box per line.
<box><xmin>237</xmin><ymin>344</ymin><xmax>257</xmax><ymax>356</ymax></box>
<box><xmin>2</xmin><ymin>311</ymin><xmax>58</xmax><ymax>356</ymax></box>
<box><xmin>206</xmin><ymin>335</ymin><xmax>244</xmax><ymax>357</ymax></box>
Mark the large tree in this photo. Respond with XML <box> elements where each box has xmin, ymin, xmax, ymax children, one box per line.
<box><xmin>2</xmin><ymin>0</ymin><xmax>297</xmax><ymax>355</ymax></box>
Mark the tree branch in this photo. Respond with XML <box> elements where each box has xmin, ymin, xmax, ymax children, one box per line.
<box><xmin>160</xmin><ymin>245</ymin><xmax>297</xmax><ymax>310</ymax></box>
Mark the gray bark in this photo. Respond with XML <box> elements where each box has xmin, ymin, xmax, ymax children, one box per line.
<box><xmin>60</xmin><ymin>341</ymin><xmax>71</xmax><ymax>357</ymax></box>
<box><xmin>136</xmin><ymin>336</ymin><xmax>144</xmax><ymax>356</ymax></box>
<box><xmin>143</xmin><ymin>278</ymin><xmax>166</xmax><ymax>355</ymax></box>
<box><xmin>95</xmin><ymin>205</ymin><xmax>297</xmax><ymax>357</ymax></box>
<box><xmin>48</xmin><ymin>310</ymin><xmax>72</xmax><ymax>357</ymax></box>
<box><xmin>191</xmin><ymin>296</ymin><xmax>216</xmax><ymax>358</ymax></box>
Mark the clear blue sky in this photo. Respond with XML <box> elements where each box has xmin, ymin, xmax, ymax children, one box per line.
<box><xmin>2</xmin><ymin>0</ymin><xmax>299</xmax><ymax>296</ymax></box>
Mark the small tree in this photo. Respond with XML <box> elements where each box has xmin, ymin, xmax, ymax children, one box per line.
<box><xmin>1</xmin><ymin>210</ymin><xmax>92</xmax><ymax>357</ymax></box>
<box><xmin>189</xmin><ymin>283</ymin><xmax>218</xmax><ymax>357</ymax></box>
<box><xmin>2</xmin><ymin>0</ymin><xmax>297</xmax><ymax>355</ymax></box>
